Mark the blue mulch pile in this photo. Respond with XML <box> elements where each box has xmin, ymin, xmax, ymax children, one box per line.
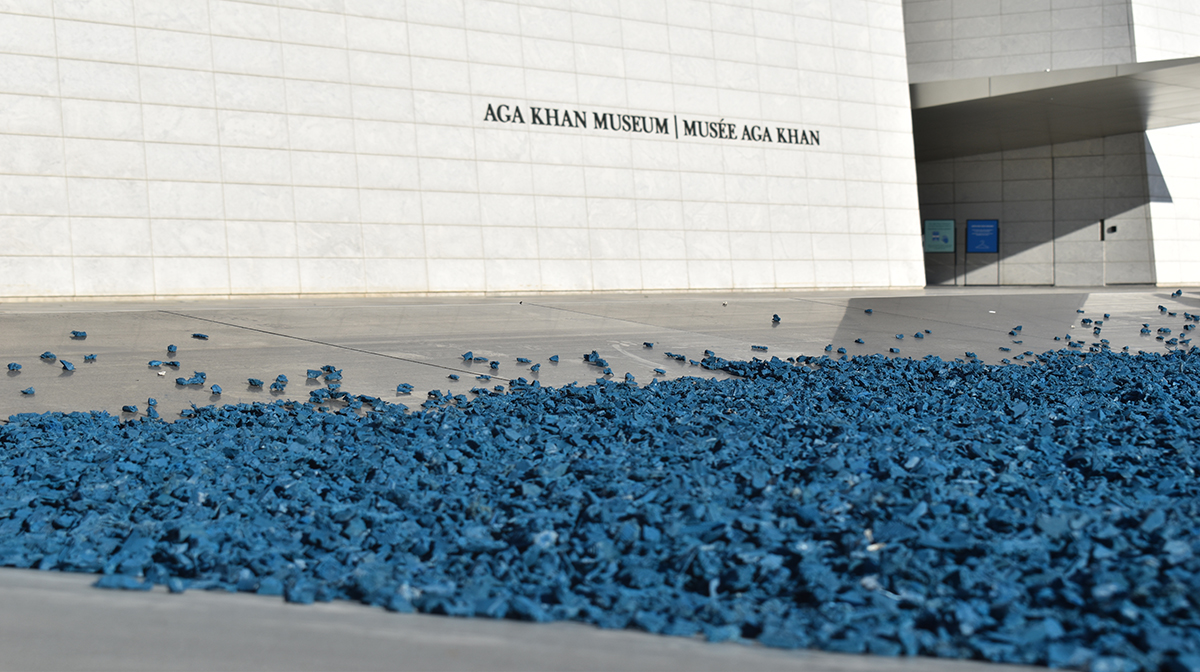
<box><xmin>2</xmin><ymin>349</ymin><xmax>1199</xmax><ymax>670</ymax></box>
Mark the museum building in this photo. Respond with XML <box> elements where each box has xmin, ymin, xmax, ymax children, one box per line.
<box><xmin>0</xmin><ymin>0</ymin><xmax>1197</xmax><ymax>298</ymax></box>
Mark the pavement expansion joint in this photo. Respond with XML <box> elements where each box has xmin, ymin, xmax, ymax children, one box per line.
<box><xmin>155</xmin><ymin>309</ymin><xmax>502</xmax><ymax>380</ymax></box>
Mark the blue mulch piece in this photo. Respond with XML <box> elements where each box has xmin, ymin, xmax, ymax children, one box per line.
<box><xmin>0</xmin><ymin>348</ymin><xmax>1199</xmax><ymax>670</ymax></box>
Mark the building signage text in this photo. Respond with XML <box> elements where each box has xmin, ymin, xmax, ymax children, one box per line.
<box><xmin>483</xmin><ymin>103</ymin><xmax>819</xmax><ymax>147</ymax></box>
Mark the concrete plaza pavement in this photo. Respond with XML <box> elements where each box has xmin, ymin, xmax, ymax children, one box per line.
<box><xmin>2</xmin><ymin>286</ymin><xmax>1186</xmax><ymax>421</ymax></box>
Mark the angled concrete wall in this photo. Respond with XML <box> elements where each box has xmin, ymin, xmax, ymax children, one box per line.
<box><xmin>0</xmin><ymin>0</ymin><xmax>924</xmax><ymax>299</ymax></box>
<box><xmin>904</xmin><ymin>0</ymin><xmax>1200</xmax><ymax>286</ymax></box>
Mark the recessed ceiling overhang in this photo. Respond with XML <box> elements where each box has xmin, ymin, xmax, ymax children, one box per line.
<box><xmin>910</xmin><ymin>56</ymin><xmax>1200</xmax><ymax>162</ymax></box>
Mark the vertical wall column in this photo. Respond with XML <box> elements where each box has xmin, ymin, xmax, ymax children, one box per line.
<box><xmin>1144</xmin><ymin>125</ymin><xmax>1200</xmax><ymax>285</ymax></box>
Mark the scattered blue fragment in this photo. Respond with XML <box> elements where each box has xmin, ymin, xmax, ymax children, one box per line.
<box><xmin>147</xmin><ymin>397</ymin><xmax>157</xmax><ymax>407</ymax></box>
<box><xmin>751</xmin><ymin>345</ymin><xmax>768</xmax><ymax>351</ymax></box>
<box><xmin>165</xmin><ymin>361</ymin><xmax>179</xmax><ymax>368</ymax></box>
<box><xmin>476</xmin><ymin>374</ymin><xmax>491</xmax><ymax>381</ymax></box>
<box><xmin>7</xmin><ymin>363</ymin><xmax>20</xmax><ymax>371</ymax></box>
<box><xmin>529</xmin><ymin>363</ymin><xmax>540</xmax><ymax>373</ymax></box>
<box><xmin>895</xmin><ymin>334</ymin><xmax>903</xmax><ymax>340</ymax></box>
<box><xmin>914</xmin><ymin>333</ymin><xmax>923</xmax><ymax>339</ymax></box>
<box><xmin>192</xmin><ymin>333</ymin><xmax>208</xmax><ymax>340</ymax></box>
<box><xmin>176</xmin><ymin>371</ymin><xmax>207</xmax><ymax>386</ymax></box>
<box><xmin>19</xmin><ymin>387</ymin><xmax>33</xmax><ymax>395</ymax></box>
<box><xmin>269</xmin><ymin>382</ymin><xmax>286</xmax><ymax>392</ymax></box>
<box><xmin>889</xmin><ymin>347</ymin><xmax>899</xmax><ymax>353</ymax></box>
<box><xmin>396</xmin><ymin>383</ymin><xmax>413</xmax><ymax>394</ymax></box>
<box><xmin>211</xmin><ymin>385</ymin><xmax>222</xmax><ymax>395</ymax></box>
<box><xmin>516</xmin><ymin>357</ymin><xmax>531</xmax><ymax>364</ymax></box>
<box><xmin>121</xmin><ymin>405</ymin><xmax>136</xmax><ymax>413</ymax></box>
<box><xmin>39</xmin><ymin>352</ymin><xmax>55</xmax><ymax>361</ymax></box>
<box><xmin>824</xmin><ymin>345</ymin><xmax>832</xmax><ymax>352</ymax></box>
<box><xmin>836</xmin><ymin>347</ymin><xmax>846</xmax><ymax>354</ymax></box>
<box><xmin>772</xmin><ymin>314</ymin><xmax>781</xmax><ymax>323</ymax></box>
<box><xmin>148</xmin><ymin>360</ymin><xmax>162</xmax><ymax>367</ymax></box>
<box><xmin>167</xmin><ymin>344</ymin><xmax>177</xmax><ymax>354</ymax></box>
<box><xmin>548</xmin><ymin>355</ymin><xmax>559</xmax><ymax>362</ymax></box>
<box><xmin>624</xmin><ymin>372</ymin><xmax>635</xmax><ymax>383</ymax></box>
<box><xmin>489</xmin><ymin>361</ymin><xmax>499</xmax><ymax>371</ymax></box>
<box><xmin>70</xmin><ymin>330</ymin><xmax>87</xmax><ymax>339</ymax></box>
<box><xmin>84</xmin><ymin>354</ymin><xmax>96</xmax><ymax>362</ymax></box>
<box><xmin>448</xmin><ymin>374</ymin><xmax>459</xmax><ymax>381</ymax></box>
<box><xmin>248</xmin><ymin>378</ymin><xmax>264</xmax><ymax>388</ymax></box>
<box><xmin>643</xmin><ymin>342</ymin><xmax>654</xmax><ymax>348</ymax></box>
<box><xmin>653</xmin><ymin>368</ymin><xmax>666</xmax><ymax>375</ymax></box>
<box><xmin>94</xmin><ymin>575</ymin><xmax>152</xmax><ymax>591</ymax></box>
<box><xmin>276</xmin><ymin>375</ymin><xmax>288</xmax><ymax>384</ymax></box>
<box><xmin>307</xmin><ymin>369</ymin><xmax>321</xmax><ymax>379</ymax></box>
<box><xmin>462</xmin><ymin>351</ymin><xmax>474</xmax><ymax>361</ymax></box>
<box><xmin>61</xmin><ymin>360</ymin><xmax>74</xmax><ymax>371</ymax></box>
<box><xmin>864</xmin><ymin>308</ymin><xmax>873</xmax><ymax>314</ymax></box>
<box><xmin>854</xmin><ymin>338</ymin><xmax>864</xmax><ymax>344</ymax></box>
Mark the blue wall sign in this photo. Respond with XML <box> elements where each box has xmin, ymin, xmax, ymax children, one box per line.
<box><xmin>966</xmin><ymin>220</ymin><xmax>999</xmax><ymax>253</ymax></box>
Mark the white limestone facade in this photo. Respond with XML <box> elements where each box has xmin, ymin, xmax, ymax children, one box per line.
<box><xmin>0</xmin><ymin>0</ymin><xmax>924</xmax><ymax>299</ymax></box>
<box><xmin>903</xmin><ymin>0</ymin><xmax>1137</xmax><ymax>83</ymax></box>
